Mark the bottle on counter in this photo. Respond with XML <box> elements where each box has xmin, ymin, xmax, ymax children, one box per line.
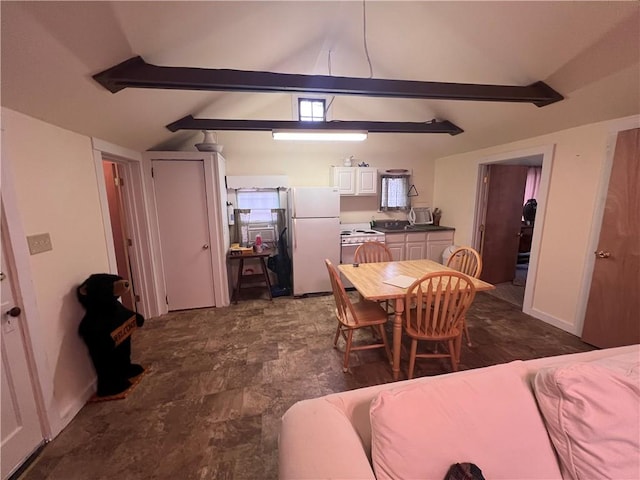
<box><xmin>254</xmin><ymin>234</ymin><xmax>263</xmax><ymax>253</ymax></box>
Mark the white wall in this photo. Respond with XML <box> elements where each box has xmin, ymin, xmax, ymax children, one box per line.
<box><xmin>217</xmin><ymin>130</ymin><xmax>437</xmax><ymax>225</ymax></box>
<box><xmin>433</xmin><ymin>116</ymin><xmax>639</xmax><ymax>335</ymax></box>
<box><xmin>2</xmin><ymin>108</ymin><xmax>110</xmax><ymax>430</ymax></box>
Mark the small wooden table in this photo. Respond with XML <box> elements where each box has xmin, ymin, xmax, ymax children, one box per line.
<box><xmin>228</xmin><ymin>249</ymin><xmax>273</xmax><ymax>303</ymax></box>
<box><xmin>338</xmin><ymin>259</ymin><xmax>495</xmax><ymax>380</ymax></box>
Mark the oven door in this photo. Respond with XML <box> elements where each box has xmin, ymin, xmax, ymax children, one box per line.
<box><xmin>340</xmin><ymin>243</ymin><xmax>361</xmax><ymax>288</ymax></box>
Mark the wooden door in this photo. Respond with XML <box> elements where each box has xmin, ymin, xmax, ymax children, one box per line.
<box><xmin>102</xmin><ymin>161</ymin><xmax>135</xmax><ymax>310</ymax></box>
<box><xmin>480</xmin><ymin>165</ymin><xmax>528</xmax><ymax>284</ymax></box>
<box><xmin>1</xmin><ymin>227</ymin><xmax>43</xmax><ymax>479</ymax></box>
<box><xmin>152</xmin><ymin>160</ymin><xmax>216</xmax><ymax>310</ymax></box>
<box><xmin>581</xmin><ymin>128</ymin><xmax>640</xmax><ymax>348</ymax></box>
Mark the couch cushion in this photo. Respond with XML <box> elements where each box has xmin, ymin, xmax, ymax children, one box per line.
<box><xmin>533</xmin><ymin>361</ymin><xmax>640</xmax><ymax>480</ymax></box>
<box><xmin>279</xmin><ymin>399</ymin><xmax>376</xmax><ymax>479</ymax></box>
<box><xmin>370</xmin><ymin>362</ymin><xmax>562</xmax><ymax>480</ymax></box>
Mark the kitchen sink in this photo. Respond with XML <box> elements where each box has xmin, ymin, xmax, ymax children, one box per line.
<box><xmin>379</xmin><ymin>224</ymin><xmax>408</xmax><ymax>231</ymax></box>
<box><xmin>374</xmin><ymin>223</ymin><xmax>452</xmax><ymax>232</ymax></box>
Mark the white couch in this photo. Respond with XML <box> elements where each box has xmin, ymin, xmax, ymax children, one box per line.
<box><xmin>279</xmin><ymin>345</ymin><xmax>639</xmax><ymax>480</ymax></box>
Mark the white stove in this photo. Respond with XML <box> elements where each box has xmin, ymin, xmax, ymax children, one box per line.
<box><xmin>340</xmin><ymin>223</ymin><xmax>386</xmax><ymax>287</ymax></box>
<box><xmin>340</xmin><ymin>223</ymin><xmax>385</xmax><ymax>245</ymax></box>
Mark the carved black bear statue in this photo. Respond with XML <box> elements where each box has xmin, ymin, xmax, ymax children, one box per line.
<box><xmin>77</xmin><ymin>273</ymin><xmax>145</xmax><ymax>397</ymax></box>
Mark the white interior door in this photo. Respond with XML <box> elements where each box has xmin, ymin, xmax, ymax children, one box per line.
<box><xmin>152</xmin><ymin>160</ymin><xmax>215</xmax><ymax>310</ymax></box>
<box><xmin>1</xmin><ymin>240</ymin><xmax>42</xmax><ymax>480</ymax></box>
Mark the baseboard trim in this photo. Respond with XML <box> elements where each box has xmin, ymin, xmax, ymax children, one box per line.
<box><xmin>525</xmin><ymin>306</ymin><xmax>579</xmax><ymax>336</ymax></box>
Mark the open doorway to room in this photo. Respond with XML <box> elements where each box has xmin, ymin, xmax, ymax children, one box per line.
<box><xmin>473</xmin><ymin>152</ymin><xmax>546</xmax><ymax>310</ymax></box>
<box><xmin>92</xmin><ymin>139</ymin><xmax>161</xmax><ymax>319</ymax></box>
<box><xmin>102</xmin><ymin>160</ymin><xmax>137</xmax><ymax>311</ymax></box>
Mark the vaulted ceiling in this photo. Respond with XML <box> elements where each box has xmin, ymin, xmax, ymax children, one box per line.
<box><xmin>1</xmin><ymin>1</ymin><xmax>638</xmax><ymax>159</ymax></box>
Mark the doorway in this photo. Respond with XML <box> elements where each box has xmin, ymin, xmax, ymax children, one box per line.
<box><xmin>92</xmin><ymin>139</ymin><xmax>160</xmax><ymax>318</ymax></box>
<box><xmin>473</xmin><ymin>149</ymin><xmax>550</xmax><ymax>310</ymax></box>
<box><xmin>102</xmin><ymin>160</ymin><xmax>137</xmax><ymax>311</ymax></box>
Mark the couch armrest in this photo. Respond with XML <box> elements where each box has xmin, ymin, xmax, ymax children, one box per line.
<box><xmin>279</xmin><ymin>398</ymin><xmax>376</xmax><ymax>480</ymax></box>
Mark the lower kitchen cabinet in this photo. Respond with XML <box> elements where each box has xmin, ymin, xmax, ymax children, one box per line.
<box><xmin>385</xmin><ymin>233</ymin><xmax>406</xmax><ymax>261</ymax></box>
<box><xmin>385</xmin><ymin>230</ymin><xmax>454</xmax><ymax>262</ymax></box>
<box><xmin>406</xmin><ymin>232</ymin><xmax>427</xmax><ymax>260</ymax></box>
<box><xmin>425</xmin><ymin>230</ymin><xmax>455</xmax><ymax>263</ymax></box>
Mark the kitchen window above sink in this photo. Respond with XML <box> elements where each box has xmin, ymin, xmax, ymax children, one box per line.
<box><xmin>380</xmin><ymin>172</ymin><xmax>410</xmax><ymax>211</ymax></box>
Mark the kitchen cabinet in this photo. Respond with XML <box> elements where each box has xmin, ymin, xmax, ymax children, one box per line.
<box><xmin>385</xmin><ymin>230</ymin><xmax>454</xmax><ymax>262</ymax></box>
<box><xmin>385</xmin><ymin>233</ymin><xmax>405</xmax><ymax>261</ymax></box>
<box><xmin>406</xmin><ymin>232</ymin><xmax>427</xmax><ymax>260</ymax></box>
<box><xmin>425</xmin><ymin>230</ymin><xmax>455</xmax><ymax>263</ymax></box>
<box><xmin>331</xmin><ymin>167</ymin><xmax>378</xmax><ymax>195</ymax></box>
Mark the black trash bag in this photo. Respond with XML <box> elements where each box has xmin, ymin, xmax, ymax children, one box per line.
<box><xmin>267</xmin><ymin>227</ymin><xmax>291</xmax><ymax>293</ymax></box>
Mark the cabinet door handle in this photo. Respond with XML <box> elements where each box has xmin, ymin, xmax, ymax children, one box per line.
<box><xmin>202</xmin><ymin>244</ymin><xmax>210</xmax><ymax>250</ymax></box>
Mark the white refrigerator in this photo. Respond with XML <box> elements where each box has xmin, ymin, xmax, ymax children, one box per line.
<box><xmin>288</xmin><ymin>186</ymin><xmax>341</xmax><ymax>296</ymax></box>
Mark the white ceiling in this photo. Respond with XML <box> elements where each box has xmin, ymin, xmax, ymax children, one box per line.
<box><xmin>2</xmin><ymin>1</ymin><xmax>638</xmax><ymax>158</ymax></box>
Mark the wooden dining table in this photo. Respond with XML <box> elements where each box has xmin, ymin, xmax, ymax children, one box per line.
<box><xmin>338</xmin><ymin>259</ymin><xmax>495</xmax><ymax>381</ymax></box>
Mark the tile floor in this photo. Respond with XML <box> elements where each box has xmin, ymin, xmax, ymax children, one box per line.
<box><xmin>19</xmin><ymin>291</ymin><xmax>595</xmax><ymax>480</ymax></box>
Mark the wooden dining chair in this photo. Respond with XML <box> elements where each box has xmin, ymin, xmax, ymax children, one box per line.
<box><xmin>354</xmin><ymin>241</ymin><xmax>393</xmax><ymax>264</ymax></box>
<box><xmin>325</xmin><ymin>259</ymin><xmax>392</xmax><ymax>373</ymax></box>
<box><xmin>403</xmin><ymin>271</ymin><xmax>476</xmax><ymax>378</ymax></box>
<box><xmin>354</xmin><ymin>241</ymin><xmax>394</xmax><ymax>314</ymax></box>
<box><xmin>446</xmin><ymin>246</ymin><xmax>482</xmax><ymax>347</ymax></box>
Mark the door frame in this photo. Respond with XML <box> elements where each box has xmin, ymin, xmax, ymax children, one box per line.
<box><xmin>142</xmin><ymin>151</ymin><xmax>230</xmax><ymax>314</ymax></box>
<box><xmin>472</xmin><ymin>144</ymin><xmax>555</xmax><ymax>317</ymax></box>
<box><xmin>575</xmin><ymin>114</ymin><xmax>640</xmax><ymax>336</ymax></box>
<box><xmin>91</xmin><ymin>138</ymin><xmax>161</xmax><ymax>318</ymax></box>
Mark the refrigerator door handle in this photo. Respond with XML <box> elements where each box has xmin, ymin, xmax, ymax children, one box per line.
<box><xmin>292</xmin><ymin>218</ymin><xmax>297</xmax><ymax>249</ymax></box>
<box><xmin>291</xmin><ymin>190</ymin><xmax>297</xmax><ymax>218</ymax></box>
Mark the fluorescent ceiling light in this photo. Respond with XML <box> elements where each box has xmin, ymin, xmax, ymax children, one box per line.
<box><xmin>272</xmin><ymin>130</ymin><xmax>367</xmax><ymax>141</ymax></box>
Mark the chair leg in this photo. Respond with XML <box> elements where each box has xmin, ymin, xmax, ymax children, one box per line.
<box><xmin>343</xmin><ymin>329</ymin><xmax>354</xmax><ymax>373</ymax></box>
<box><xmin>333</xmin><ymin>323</ymin><xmax>341</xmax><ymax>347</ymax></box>
<box><xmin>462</xmin><ymin>315</ymin><xmax>472</xmax><ymax>347</ymax></box>
<box><xmin>408</xmin><ymin>339</ymin><xmax>418</xmax><ymax>380</ymax></box>
<box><xmin>378</xmin><ymin>324</ymin><xmax>392</xmax><ymax>364</ymax></box>
<box><xmin>448</xmin><ymin>339</ymin><xmax>459</xmax><ymax>372</ymax></box>
<box><xmin>455</xmin><ymin>332</ymin><xmax>463</xmax><ymax>364</ymax></box>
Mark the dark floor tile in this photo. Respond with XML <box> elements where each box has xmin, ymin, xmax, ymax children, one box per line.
<box><xmin>20</xmin><ymin>294</ymin><xmax>594</xmax><ymax>480</ymax></box>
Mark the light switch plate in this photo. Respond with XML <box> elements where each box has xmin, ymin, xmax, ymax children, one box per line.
<box><xmin>27</xmin><ymin>233</ymin><xmax>53</xmax><ymax>255</ymax></box>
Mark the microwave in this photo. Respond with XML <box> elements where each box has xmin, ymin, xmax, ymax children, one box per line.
<box><xmin>408</xmin><ymin>207</ymin><xmax>433</xmax><ymax>225</ymax></box>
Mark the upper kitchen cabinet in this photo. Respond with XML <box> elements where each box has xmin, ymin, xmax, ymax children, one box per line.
<box><xmin>331</xmin><ymin>167</ymin><xmax>378</xmax><ymax>196</ymax></box>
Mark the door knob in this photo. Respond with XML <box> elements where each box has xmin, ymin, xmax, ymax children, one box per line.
<box><xmin>595</xmin><ymin>250</ymin><xmax>611</xmax><ymax>258</ymax></box>
<box><xmin>6</xmin><ymin>307</ymin><xmax>21</xmax><ymax>317</ymax></box>
<box><xmin>202</xmin><ymin>244</ymin><xmax>210</xmax><ymax>250</ymax></box>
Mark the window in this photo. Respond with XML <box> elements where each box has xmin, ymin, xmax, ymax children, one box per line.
<box><xmin>236</xmin><ymin>189</ymin><xmax>280</xmax><ymax>223</ymax></box>
<box><xmin>298</xmin><ymin>98</ymin><xmax>326</xmax><ymax>122</ymax></box>
<box><xmin>380</xmin><ymin>174</ymin><xmax>410</xmax><ymax>211</ymax></box>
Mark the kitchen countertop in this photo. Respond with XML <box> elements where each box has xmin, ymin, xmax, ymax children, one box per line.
<box><xmin>373</xmin><ymin>223</ymin><xmax>455</xmax><ymax>233</ymax></box>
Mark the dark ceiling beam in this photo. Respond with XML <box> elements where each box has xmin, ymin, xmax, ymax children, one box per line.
<box><xmin>165</xmin><ymin>115</ymin><xmax>464</xmax><ymax>135</ymax></box>
<box><xmin>94</xmin><ymin>56</ymin><xmax>563</xmax><ymax>107</ymax></box>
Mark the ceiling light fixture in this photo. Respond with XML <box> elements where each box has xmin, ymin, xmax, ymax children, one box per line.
<box><xmin>272</xmin><ymin>129</ymin><xmax>367</xmax><ymax>141</ymax></box>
